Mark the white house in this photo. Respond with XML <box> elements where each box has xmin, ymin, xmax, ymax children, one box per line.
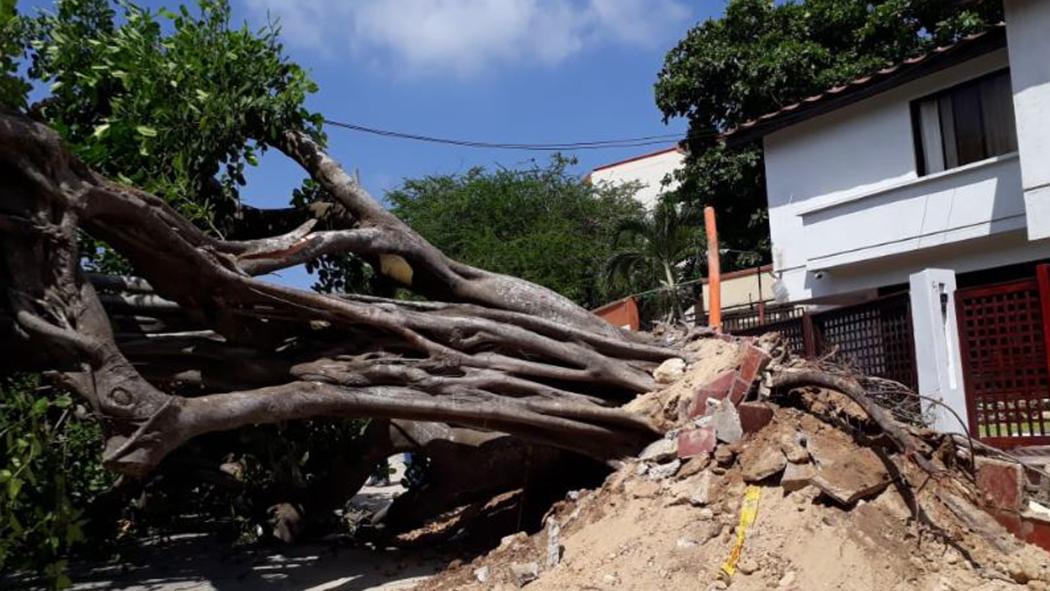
<box><xmin>588</xmin><ymin>146</ymin><xmax>685</xmax><ymax>210</ymax></box>
<box><xmin>724</xmin><ymin>1</ymin><xmax>1050</xmax><ymax>444</ymax></box>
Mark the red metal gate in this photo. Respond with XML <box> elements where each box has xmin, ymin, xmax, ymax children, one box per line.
<box><xmin>955</xmin><ymin>266</ymin><xmax>1050</xmax><ymax>447</ymax></box>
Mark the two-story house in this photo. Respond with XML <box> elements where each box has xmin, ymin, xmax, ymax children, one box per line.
<box><xmin>724</xmin><ymin>0</ymin><xmax>1050</xmax><ymax>447</ymax></box>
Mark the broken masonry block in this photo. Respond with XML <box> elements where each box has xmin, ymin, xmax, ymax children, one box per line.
<box><xmin>780</xmin><ymin>461</ymin><xmax>816</xmax><ymax>492</ymax></box>
<box><xmin>738</xmin><ymin>402</ymin><xmax>774</xmax><ymax>434</ymax></box>
<box><xmin>806</xmin><ymin>431</ymin><xmax>889</xmax><ymax>505</ymax></box>
<box><xmin>686</xmin><ymin>370</ymin><xmax>737</xmax><ymax>418</ymax></box>
<box><xmin>738</xmin><ymin>344</ymin><xmax>772</xmax><ymax>386</ymax></box>
<box><xmin>740</xmin><ymin>440</ymin><xmax>787</xmax><ymax>483</ymax></box>
<box><xmin>677</xmin><ymin>426</ymin><xmax>717</xmax><ymax>459</ymax></box>
<box><xmin>975</xmin><ymin>457</ymin><xmax>1025</xmax><ymax>512</ymax></box>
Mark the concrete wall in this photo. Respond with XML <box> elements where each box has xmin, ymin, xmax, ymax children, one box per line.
<box><xmin>1005</xmin><ymin>0</ymin><xmax>1050</xmax><ymax>240</ymax></box>
<box><xmin>762</xmin><ymin>49</ymin><xmax>1033</xmax><ymax>303</ymax></box>
<box><xmin>590</xmin><ymin>147</ymin><xmax>685</xmax><ymax>210</ymax></box>
<box><xmin>701</xmin><ymin>266</ymin><xmax>777</xmax><ymax>312</ymax></box>
<box><xmin>909</xmin><ymin>269</ymin><xmax>968</xmax><ymax>433</ymax></box>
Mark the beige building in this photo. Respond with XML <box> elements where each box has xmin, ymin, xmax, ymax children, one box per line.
<box><xmin>588</xmin><ymin>146</ymin><xmax>685</xmax><ymax>210</ymax></box>
<box><xmin>702</xmin><ymin>265</ymin><xmax>776</xmax><ymax>314</ymax></box>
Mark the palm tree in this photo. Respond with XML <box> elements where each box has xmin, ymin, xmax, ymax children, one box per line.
<box><xmin>605</xmin><ymin>200</ymin><xmax>702</xmax><ymax>322</ymax></box>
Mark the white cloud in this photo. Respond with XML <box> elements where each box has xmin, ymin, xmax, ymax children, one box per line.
<box><xmin>244</xmin><ymin>0</ymin><xmax>690</xmax><ymax>77</ymax></box>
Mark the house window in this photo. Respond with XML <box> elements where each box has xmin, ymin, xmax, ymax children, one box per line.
<box><xmin>912</xmin><ymin>69</ymin><xmax>1017</xmax><ymax>176</ymax></box>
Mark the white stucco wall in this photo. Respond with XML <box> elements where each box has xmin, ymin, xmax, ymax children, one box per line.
<box><xmin>762</xmin><ymin>49</ymin><xmax>1036</xmax><ymax>303</ymax></box>
<box><xmin>590</xmin><ymin>148</ymin><xmax>685</xmax><ymax>210</ymax></box>
<box><xmin>1004</xmin><ymin>0</ymin><xmax>1050</xmax><ymax>240</ymax></box>
<box><xmin>909</xmin><ymin>269</ymin><xmax>968</xmax><ymax>433</ymax></box>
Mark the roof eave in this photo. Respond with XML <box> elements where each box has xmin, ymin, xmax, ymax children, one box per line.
<box><xmin>722</xmin><ymin>25</ymin><xmax>1007</xmax><ymax>148</ymax></box>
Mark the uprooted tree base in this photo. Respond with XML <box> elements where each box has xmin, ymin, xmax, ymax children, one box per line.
<box><xmin>0</xmin><ymin>110</ymin><xmax>680</xmax><ymax>481</ymax></box>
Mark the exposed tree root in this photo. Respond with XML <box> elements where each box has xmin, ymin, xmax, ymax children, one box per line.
<box><xmin>0</xmin><ymin>110</ymin><xmax>670</xmax><ymax>478</ymax></box>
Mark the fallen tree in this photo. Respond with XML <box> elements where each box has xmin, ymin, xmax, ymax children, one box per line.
<box><xmin>0</xmin><ymin>110</ymin><xmax>673</xmax><ymax>480</ymax></box>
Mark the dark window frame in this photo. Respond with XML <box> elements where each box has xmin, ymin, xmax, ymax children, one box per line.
<box><xmin>910</xmin><ymin>68</ymin><xmax>1015</xmax><ymax>177</ymax></box>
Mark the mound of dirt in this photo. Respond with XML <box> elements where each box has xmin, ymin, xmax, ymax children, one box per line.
<box><xmin>419</xmin><ymin>335</ymin><xmax>1050</xmax><ymax>591</ymax></box>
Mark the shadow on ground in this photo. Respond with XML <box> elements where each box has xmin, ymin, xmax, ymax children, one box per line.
<box><xmin>6</xmin><ymin>529</ymin><xmax>448</xmax><ymax>591</ymax></box>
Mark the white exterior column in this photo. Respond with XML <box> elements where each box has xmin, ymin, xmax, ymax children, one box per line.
<box><xmin>1005</xmin><ymin>0</ymin><xmax>1050</xmax><ymax>240</ymax></box>
<box><xmin>909</xmin><ymin>269</ymin><xmax>969</xmax><ymax>434</ymax></box>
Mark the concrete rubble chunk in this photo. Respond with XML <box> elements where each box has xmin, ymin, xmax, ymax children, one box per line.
<box><xmin>653</xmin><ymin>357</ymin><xmax>687</xmax><ymax>384</ymax></box>
<box><xmin>509</xmin><ymin>562</ymin><xmax>539</xmax><ymax>588</ymax></box>
<box><xmin>500</xmin><ymin>531</ymin><xmax>528</xmax><ymax>549</ymax></box>
<box><xmin>807</xmin><ymin>431</ymin><xmax>889</xmax><ymax>505</ymax></box>
<box><xmin>647</xmin><ymin>458</ymin><xmax>681</xmax><ymax>480</ymax></box>
<box><xmin>741</xmin><ymin>445</ymin><xmax>788</xmax><ymax>483</ymax></box>
<box><xmin>690</xmin><ymin>470</ymin><xmax>716</xmax><ymax>506</ymax></box>
<box><xmin>709</xmin><ymin>399</ymin><xmax>743</xmax><ymax>444</ymax></box>
<box><xmin>1027</xmin><ymin>500</ymin><xmax>1050</xmax><ymax>520</ymax></box>
<box><xmin>677</xmin><ymin>455</ymin><xmax>710</xmax><ymax>479</ymax></box>
<box><xmin>779</xmin><ymin>432</ymin><xmax>809</xmax><ymax>463</ymax></box>
<box><xmin>629</xmin><ymin>479</ymin><xmax>662</xmax><ymax>499</ymax></box>
<box><xmin>675</xmin><ymin>537</ymin><xmax>698</xmax><ymax>549</ymax></box>
<box><xmin>714</xmin><ymin>445</ymin><xmax>736</xmax><ymax>467</ymax></box>
<box><xmin>639</xmin><ymin>438</ymin><xmax>678</xmax><ymax>463</ymax></box>
<box><xmin>737</xmin><ymin>558</ymin><xmax>760</xmax><ymax>575</ymax></box>
<box><xmin>780</xmin><ymin>461</ymin><xmax>816</xmax><ymax>492</ymax></box>
<box><xmin>666</xmin><ymin>479</ymin><xmax>692</xmax><ymax>506</ymax></box>
<box><xmin>546</xmin><ymin>519</ymin><xmax>562</xmax><ymax>567</ymax></box>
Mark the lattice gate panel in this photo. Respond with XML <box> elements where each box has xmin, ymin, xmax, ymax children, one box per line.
<box><xmin>736</xmin><ymin>316</ymin><xmax>806</xmax><ymax>356</ymax></box>
<box><xmin>956</xmin><ymin>279</ymin><xmax>1050</xmax><ymax>446</ymax></box>
<box><xmin>723</xmin><ymin>305</ymin><xmax>804</xmax><ymax>333</ymax></box>
<box><xmin>813</xmin><ymin>294</ymin><xmax>918</xmax><ymax>391</ymax></box>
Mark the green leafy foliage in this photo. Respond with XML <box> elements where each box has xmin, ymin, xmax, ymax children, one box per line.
<box><xmin>389</xmin><ymin>157</ymin><xmax>646</xmax><ymax>309</ymax></box>
<box><xmin>0</xmin><ymin>0</ymin><xmax>30</xmax><ymax>109</ymax></box>
<box><xmin>654</xmin><ymin>0</ymin><xmax>1004</xmax><ymax>269</ymax></box>
<box><xmin>0</xmin><ymin>375</ymin><xmax>113</xmax><ymax>588</ymax></box>
<box><xmin>2</xmin><ymin>0</ymin><xmax>333</xmax><ymax>579</ymax></box>
<box><xmin>605</xmin><ymin>201</ymin><xmax>702</xmax><ymax>322</ymax></box>
<box><xmin>24</xmin><ymin>0</ymin><xmax>323</xmax><ymax>241</ymax></box>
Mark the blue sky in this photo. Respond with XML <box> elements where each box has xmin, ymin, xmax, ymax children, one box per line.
<box><xmin>20</xmin><ymin>0</ymin><xmax>726</xmax><ymax>286</ymax></box>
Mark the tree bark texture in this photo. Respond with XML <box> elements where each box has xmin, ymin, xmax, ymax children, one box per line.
<box><xmin>0</xmin><ymin>111</ymin><xmax>674</xmax><ymax>477</ymax></box>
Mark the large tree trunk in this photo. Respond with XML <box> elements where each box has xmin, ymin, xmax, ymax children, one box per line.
<box><xmin>0</xmin><ymin>111</ymin><xmax>673</xmax><ymax>478</ymax></box>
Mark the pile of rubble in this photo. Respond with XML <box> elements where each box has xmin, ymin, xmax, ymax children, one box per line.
<box><xmin>419</xmin><ymin>333</ymin><xmax>1050</xmax><ymax>590</ymax></box>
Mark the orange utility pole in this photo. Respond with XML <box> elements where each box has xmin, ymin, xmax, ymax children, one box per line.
<box><xmin>704</xmin><ymin>206</ymin><xmax>722</xmax><ymax>331</ymax></box>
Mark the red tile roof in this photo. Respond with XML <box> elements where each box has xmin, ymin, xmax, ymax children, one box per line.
<box><xmin>722</xmin><ymin>23</ymin><xmax>1007</xmax><ymax>146</ymax></box>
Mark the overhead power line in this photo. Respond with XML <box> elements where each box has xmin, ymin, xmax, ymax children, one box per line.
<box><xmin>322</xmin><ymin>119</ymin><xmax>717</xmax><ymax>151</ymax></box>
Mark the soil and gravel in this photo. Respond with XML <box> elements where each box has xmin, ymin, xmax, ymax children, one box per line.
<box><xmin>417</xmin><ymin>334</ymin><xmax>1050</xmax><ymax>591</ymax></box>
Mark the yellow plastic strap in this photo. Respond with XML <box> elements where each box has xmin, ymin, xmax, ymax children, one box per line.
<box><xmin>720</xmin><ymin>485</ymin><xmax>761</xmax><ymax>578</ymax></box>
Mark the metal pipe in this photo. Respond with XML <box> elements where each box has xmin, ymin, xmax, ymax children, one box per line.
<box><xmin>756</xmin><ymin>265</ymin><xmax>765</xmax><ymax>324</ymax></box>
<box><xmin>704</xmin><ymin>206</ymin><xmax>721</xmax><ymax>331</ymax></box>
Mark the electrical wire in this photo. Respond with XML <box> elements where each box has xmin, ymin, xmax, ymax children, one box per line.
<box><xmin>322</xmin><ymin>119</ymin><xmax>718</xmax><ymax>151</ymax></box>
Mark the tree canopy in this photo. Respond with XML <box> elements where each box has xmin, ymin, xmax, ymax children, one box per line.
<box><xmin>388</xmin><ymin>157</ymin><xmax>645</xmax><ymax>310</ymax></box>
<box><xmin>0</xmin><ymin>0</ymin><xmax>332</xmax><ymax>578</ymax></box>
<box><xmin>654</xmin><ymin>0</ymin><xmax>1004</xmax><ymax>269</ymax></box>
